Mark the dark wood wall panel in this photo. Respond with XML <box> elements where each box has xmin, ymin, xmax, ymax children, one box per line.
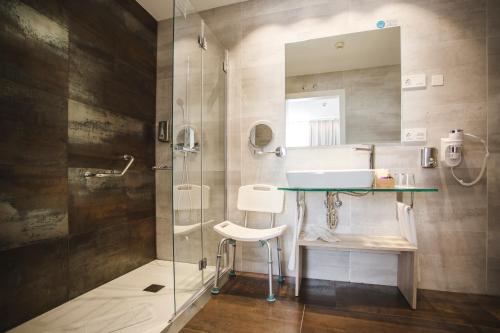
<box><xmin>67</xmin><ymin>217</ymin><xmax>155</xmax><ymax>299</ymax></box>
<box><xmin>0</xmin><ymin>0</ymin><xmax>69</xmax><ymax>251</ymax></box>
<box><xmin>0</xmin><ymin>238</ymin><xmax>69</xmax><ymax>328</ymax></box>
<box><xmin>65</xmin><ymin>0</ymin><xmax>157</xmax><ymax>300</ymax></box>
<box><xmin>68</xmin><ymin>223</ymin><xmax>134</xmax><ymax>298</ymax></box>
<box><xmin>0</xmin><ymin>0</ymin><xmax>157</xmax><ymax>330</ymax></box>
<box><xmin>66</xmin><ymin>0</ymin><xmax>156</xmax><ymax>301</ymax></box>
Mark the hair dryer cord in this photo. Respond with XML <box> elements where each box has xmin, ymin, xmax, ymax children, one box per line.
<box><xmin>450</xmin><ymin>133</ymin><xmax>489</xmax><ymax>187</ymax></box>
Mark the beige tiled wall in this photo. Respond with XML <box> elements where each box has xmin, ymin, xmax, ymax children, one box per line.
<box><xmin>200</xmin><ymin>0</ymin><xmax>496</xmax><ymax>294</ymax></box>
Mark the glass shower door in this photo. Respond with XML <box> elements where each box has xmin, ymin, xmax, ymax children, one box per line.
<box><xmin>172</xmin><ymin>1</ymin><xmax>204</xmax><ymax>310</ymax></box>
<box><xmin>172</xmin><ymin>0</ymin><xmax>227</xmax><ymax>313</ymax></box>
<box><xmin>200</xmin><ymin>23</ymin><xmax>226</xmax><ymax>284</ymax></box>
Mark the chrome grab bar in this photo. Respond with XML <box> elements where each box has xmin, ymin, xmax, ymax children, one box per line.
<box><xmin>84</xmin><ymin>155</ymin><xmax>134</xmax><ymax>178</ymax></box>
<box><xmin>152</xmin><ymin>165</ymin><xmax>172</xmax><ymax>171</ymax></box>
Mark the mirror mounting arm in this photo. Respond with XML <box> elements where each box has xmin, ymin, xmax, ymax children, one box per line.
<box><xmin>251</xmin><ymin>146</ymin><xmax>287</xmax><ymax>158</ymax></box>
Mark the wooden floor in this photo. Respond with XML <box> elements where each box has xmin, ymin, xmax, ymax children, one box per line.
<box><xmin>182</xmin><ymin>272</ymin><xmax>500</xmax><ymax>333</ymax></box>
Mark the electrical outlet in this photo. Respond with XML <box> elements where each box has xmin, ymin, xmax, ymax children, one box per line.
<box><xmin>402</xmin><ymin>74</ymin><xmax>426</xmax><ymax>90</ymax></box>
<box><xmin>402</xmin><ymin>128</ymin><xmax>427</xmax><ymax>142</ymax></box>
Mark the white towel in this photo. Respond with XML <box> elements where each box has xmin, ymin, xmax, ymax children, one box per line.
<box><xmin>288</xmin><ymin>201</ymin><xmax>305</xmax><ymax>271</ymax></box>
<box><xmin>302</xmin><ymin>225</ymin><xmax>340</xmax><ymax>243</ymax></box>
<box><xmin>396</xmin><ymin>202</ymin><xmax>417</xmax><ymax>246</ymax></box>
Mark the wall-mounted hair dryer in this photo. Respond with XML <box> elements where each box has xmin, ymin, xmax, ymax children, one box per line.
<box><xmin>440</xmin><ymin>129</ymin><xmax>489</xmax><ymax>187</ymax></box>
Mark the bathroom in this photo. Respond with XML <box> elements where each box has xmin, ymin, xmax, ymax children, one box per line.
<box><xmin>0</xmin><ymin>0</ymin><xmax>499</xmax><ymax>332</ymax></box>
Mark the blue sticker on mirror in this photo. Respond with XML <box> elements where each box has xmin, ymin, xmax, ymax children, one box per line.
<box><xmin>376</xmin><ymin>20</ymin><xmax>386</xmax><ymax>29</ymax></box>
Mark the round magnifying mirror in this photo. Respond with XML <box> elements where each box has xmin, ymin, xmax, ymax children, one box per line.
<box><xmin>176</xmin><ymin>125</ymin><xmax>199</xmax><ymax>151</ymax></box>
<box><xmin>249</xmin><ymin>123</ymin><xmax>273</xmax><ymax>149</ymax></box>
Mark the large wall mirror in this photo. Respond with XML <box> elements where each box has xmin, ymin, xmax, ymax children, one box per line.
<box><xmin>285</xmin><ymin>27</ymin><xmax>401</xmax><ymax>148</ymax></box>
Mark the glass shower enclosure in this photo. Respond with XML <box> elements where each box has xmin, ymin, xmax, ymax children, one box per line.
<box><xmin>169</xmin><ymin>0</ymin><xmax>227</xmax><ymax>314</ymax></box>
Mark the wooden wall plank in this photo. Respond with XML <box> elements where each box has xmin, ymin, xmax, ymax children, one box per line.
<box><xmin>0</xmin><ymin>0</ymin><xmax>158</xmax><ymax>330</ymax></box>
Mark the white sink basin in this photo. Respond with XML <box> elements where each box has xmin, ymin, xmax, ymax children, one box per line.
<box><xmin>286</xmin><ymin>169</ymin><xmax>374</xmax><ymax>188</ymax></box>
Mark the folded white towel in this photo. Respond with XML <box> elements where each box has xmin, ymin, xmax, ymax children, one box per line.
<box><xmin>303</xmin><ymin>225</ymin><xmax>340</xmax><ymax>243</ymax></box>
<box><xmin>396</xmin><ymin>202</ymin><xmax>417</xmax><ymax>246</ymax></box>
<box><xmin>288</xmin><ymin>202</ymin><xmax>305</xmax><ymax>271</ymax></box>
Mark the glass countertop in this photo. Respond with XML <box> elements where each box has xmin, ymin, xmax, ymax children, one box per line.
<box><xmin>278</xmin><ymin>187</ymin><xmax>438</xmax><ymax>192</ymax></box>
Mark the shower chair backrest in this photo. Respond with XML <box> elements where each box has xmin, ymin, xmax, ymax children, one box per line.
<box><xmin>174</xmin><ymin>184</ymin><xmax>210</xmax><ymax>210</ymax></box>
<box><xmin>237</xmin><ymin>185</ymin><xmax>284</xmax><ymax>228</ymax></box>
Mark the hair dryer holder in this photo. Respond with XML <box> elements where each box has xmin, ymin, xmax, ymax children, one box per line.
<box><xmin>440</xmin><ymin>129</ymin><xmax>489</xmax><ymax>187</ymax></box>
<box><xmin>440</xmin><ymin>129</ymin><xmax>464</xmax><ymax>167</ymax></box>
<box><xmin>440</xmin><ymin>137</ymin><xmax>463</xmax><ymax>167</ymax></box>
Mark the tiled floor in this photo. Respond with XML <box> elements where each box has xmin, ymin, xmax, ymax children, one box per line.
<box><xmin>10</xmin><ymin>260</ymin><xmax>214</xmax><ymax>333</ymax></box>
<box><xmin>182</xmin><ymin>272</ymin><xmax>500</xmax><ymax>333</ymax></box>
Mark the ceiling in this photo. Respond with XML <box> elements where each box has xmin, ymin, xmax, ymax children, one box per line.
<box><xmin>136</xmin><ymin>0</ymin><xmax>248</xmax><ymax>21</ymax></box>
<box><xmin>286</xmin><ymin>27</ymin><xmax>401</xmax><ymax>77</ymax></box>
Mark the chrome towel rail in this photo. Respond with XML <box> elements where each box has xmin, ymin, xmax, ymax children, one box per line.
<box><xmin>84</xmin><ymin>154</ymin><xmax>134</xmax><ymax>178</ymax></box>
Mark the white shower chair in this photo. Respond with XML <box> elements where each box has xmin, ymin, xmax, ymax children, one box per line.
<box><xmin>211</xmin><ymin>184</ymin><xmax>286</xmax><ymax>302</ymax></box>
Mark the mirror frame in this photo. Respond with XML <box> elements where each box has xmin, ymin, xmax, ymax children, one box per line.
<box><xmin>248</xmin><ymin>120</ymin><xmax>274</xmax><ymax>149</ymax></box>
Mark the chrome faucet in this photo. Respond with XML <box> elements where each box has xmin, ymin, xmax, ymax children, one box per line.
<box><xmin>354</xmin><ymin>144</ymin><xmax>375</xmax><ymax>169</ymax></box>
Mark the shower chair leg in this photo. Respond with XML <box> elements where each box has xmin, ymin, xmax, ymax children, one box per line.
<box><xmin>229</xmin><ymin>239</ymin><xmax>236</xmax><ymax>277</ymax></box>
<box><xmin>261</xmin><ymin>240</ymin><xmax>275</xmax><ymax>302</ymax></box>
<box><xmin>276</xmin><ymin>237</ymin><xmax>284</xmax><ymax>283</ymax></box>
<box><xmin>211</xmin><ymin>238</ymin><xmax>228</xmax><ymax>295</ymax></box>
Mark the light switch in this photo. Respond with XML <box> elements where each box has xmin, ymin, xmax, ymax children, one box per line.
<box><xmin>402</xmin><ymin>74</ymin><xmax>426</xmax><ymax>90</ymax></box>
<box><xmin>402</xmin><ymin>128</ymin><xmax>427</xmax><ymax>142</ymax></box>
<box><xmin>431</xmin><ymin>74</ymin><xmax>444</xmax><ymax>86</ymax></box>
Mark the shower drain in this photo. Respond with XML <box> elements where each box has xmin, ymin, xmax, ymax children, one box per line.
<box><xmin>143</xmin><ymin>284</ymin><xmax>165</xmax><ymax>293</ymax></box>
